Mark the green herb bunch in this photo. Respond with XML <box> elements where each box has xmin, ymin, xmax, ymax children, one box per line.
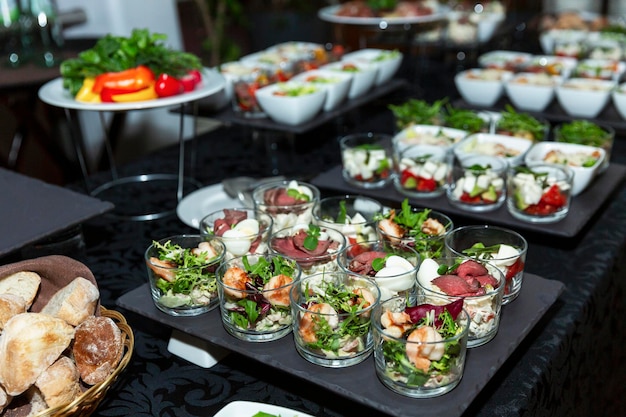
<box><xmin>60</xmin><ymin>28</ymin><xmax>202</xmax><ymax>96</ymax></box>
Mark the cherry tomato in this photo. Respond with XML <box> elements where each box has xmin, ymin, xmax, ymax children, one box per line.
<box><xmin>180</xmin><ymin>69</ymin><xmax>202</xmax><ymax>92</ymax></box>
<box><xmin>541</xmin><ymin>184</ymin><xmax>566</xmax><ymax>207</ymax></box>
<box><xmin>155</xmin><ymin>73</ymin><xmax>184</xmax><ymax>98</ymax></box>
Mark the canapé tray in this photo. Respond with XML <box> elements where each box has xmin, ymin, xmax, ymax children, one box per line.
<box><xmin>117</xmin><ymin>273</ymin><xmax>564</xmax><ymax>417</ymax></box>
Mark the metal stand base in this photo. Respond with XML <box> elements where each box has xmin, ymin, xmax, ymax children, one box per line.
<box><xmin>67</xmin><ymin>102</ymin><xmax>200</xmax><ymax>222</ymax></box>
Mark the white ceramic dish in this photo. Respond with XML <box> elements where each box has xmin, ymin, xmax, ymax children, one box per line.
<box><xmin>554</xmin><ymin>77</ymin><xmax>615</xmax><ymax>118</ymax></box>
<box><xmin>611</xmin><ymin>82</ymin><xmax>626</xmax><ymax>119</ymax></box>
<box><xmin>321</xmin><ymin>60</ymin><xmax>378</xmax><ymax>99</ymax></box>
<box><xmin>213</xmin><ymin>401</ymin><xmax>314</xmax><ymax>417</ymax></box>
<box><xmin>176</xmin><ymin>183</ymin><xmax>242</xmax><ymax>228</ymax></box>
<box><xmin>504</xmin><ymin>72</ymin><xmax>561</xmax><ymax>112</ymax></box>
<box><xmin>478</xmin><ymin>50</ymin><xmax>533</xmax><ymax>70</ymax></box>
<box><xmin>342</xmin><ymin>48</ymin><xmax>403</xmax><ymax>85</ymax></box>
<box><xmin>572</xmin><ymin>58</ymin><xmax>626</xmax><ymax>82</ymax></box>
<box><xmin>255</xmin><ymin>81</ymin><xmax>327</xmax><ymax>125</ymax></box>
<box><xmin>524</xmin><ymin>141</ymin><xmax>606</xmax><ymax>196</ymax></box>
<box><xmin>539</xmin><ymin>29</ymin><xmax>588</xmax><ymax>55</ymax></box>
<box><xmin>517</xmin><ymin>55</ymin><xmax>577</xmax><ymax>78</ymax></box>
<box><xmin>454</xmin><ymin>68</ymin><xmax>513</xmax><ymax>107</ymax></box>
<box><xmin>454</xmin><ymin>132</ymin><xmax>533</xmax><ymax>166</ymax></box>
<box><xmin>38</xmin><ymin>68</ymin><xmax>226</xmax><ymax>111</ymax></box>
<box><xmin>392</xmin><ymin>124</ymin><xmax>469</xmax><ymax>153</ymax></box>
<box><xmin>317</xmin><ymin>4</ymin><xmax>449</xmax><ymax>25</ymax></box>
<box><xmin>291</xmin><ymin>68</ymin><xmax>352</xmax><ymax>111</ymax></box>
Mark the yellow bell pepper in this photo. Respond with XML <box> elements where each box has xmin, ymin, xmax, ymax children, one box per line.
<box><xmin>111</xmin><ymin>84</ymin><xmax>158</xmax><ymax>103</ymax></box>
<box><xmin>75</xmin><ymin>78</ymin><xmax>101</xmax><ymax>103</ymax></box>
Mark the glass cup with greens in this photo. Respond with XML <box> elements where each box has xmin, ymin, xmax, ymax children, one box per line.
<box><xmin>145</xmin><ymin>235</ymin><xmax>226</xmax><ymax>316</ymax></box>
<box><xmin>372</xmin><ymin>294</ymin><xmax>470</xmax><ymax>398</ymax></box>
<box><xmin>217</xmin><ymin>253</ymin><xmax>301</xmax><ymax>342</ymax></box>
<box><xmin>290</xmin><ymin>271</ymin><xmax>380</xmax><ymax>367</ymax></box>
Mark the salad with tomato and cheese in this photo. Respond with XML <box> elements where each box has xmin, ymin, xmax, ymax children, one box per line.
<box><xmin>61</xmin><ymin>29</ymin><xmax>204</xmax><ymax>103</ymax></box>
<box><xmin>507</xmin><ymin>165</ymin><xmax>572</xmax><ymax>221</ymax></box>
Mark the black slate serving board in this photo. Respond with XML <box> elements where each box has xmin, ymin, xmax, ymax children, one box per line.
<box><xmin>117</xmin><ymin>273</ymin><xmax>564</xmax><ymax>417</ymax></box>
<box><xmin>310</xmin><ymin>163</ymin><xmax>626</xmax><ymax>238</ymax></box>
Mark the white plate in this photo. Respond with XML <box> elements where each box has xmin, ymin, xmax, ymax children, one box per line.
<box><xmin>213</xmin><ymin>401</ymin><xmax>314</xmax><ymax>417</ymax></box>
<box><xmin>176</xmin><ymin>183</ymin><xmax>242</xmax><ymax>229</ymax></box>
<box><xmin>317</xmin><ymin>4</ymin><xmax>449</xmax><ymax>25</ymax></box>
<box><xmin>38</xmin><ymin>67</ymin><xmax>225</xmax><ymax>112</ymax></box>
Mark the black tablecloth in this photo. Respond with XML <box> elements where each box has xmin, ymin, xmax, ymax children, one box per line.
<box><xmin>4</xmin><ymin>80</ymin><xmax>626</xmax><ymax>416</ymax></box>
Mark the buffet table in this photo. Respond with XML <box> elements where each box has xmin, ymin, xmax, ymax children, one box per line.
<box><xmin>12</xmin><ymin>80</ymin><xmax>618</xmax><ymax>416</ymax></box>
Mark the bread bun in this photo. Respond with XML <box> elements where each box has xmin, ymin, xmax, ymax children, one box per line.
<box><xmin>0</xmin><ymin>271</ymin><xmax>41</xmax><ymax>309</ymax></box>
<box><xmin>35</xmin><ymin>356</ymin><xmax>81</xmax><ymax>408</ymax></box>
<box><xmin>0</xmin><ymin>313</ymin><xmax>74</xmax><ymax>396</ymax></box>
<box><xmin>0</xmin><ymin>384</ymin><xmax>9</xmax><ymax>414</ymax></box>
<box><xmin>73</xmin><ymin>316</ymin><xmax>123</xmax><ymax>385</ymax></box>
<box><xmin>0</xmin><ymin>294</ymin><xmax>27</xmax><ymax>331</ymax></box>
<box><xmin>40</xmin><ymin>277</ymin><xmax>99</xmax><ymax>326</ymax></box>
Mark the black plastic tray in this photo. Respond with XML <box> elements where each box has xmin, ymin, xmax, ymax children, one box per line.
<box><xmin>117</xmin><ymin>273</ymin><xmax>564</xmax><ymax>417</ymax></box>
<box><xmin>204</xmin><ymin>79</ymin><xmax>408</xmax><ymax>134</ymax></box>
<box><xmin>311</xmin><ymin>163</ymin><xmax>626</xmax><ymax>238</ymax></box>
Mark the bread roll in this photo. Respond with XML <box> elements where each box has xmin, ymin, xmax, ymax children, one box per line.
<box><xmin>0</xmin><ymin>313</ymin><xmax>75</xmax><ymax>396</ymax></box>
<box><xmin>0</xmin><ymin>293</ymin><xmax>27</xmax><ymax>331</ymax></box>
<box><xmin>35</xmin><ymin>356</ymin><xmax>82</xmax><ymax>409</ymax></box>
<box><xmin>73</xmin><ymin>316</ymin><xmax>123</xmax><ymax>385</ymax></box>
<box><xmin>0</xmin><ymin>271</ymin><xmax>41</xmax><ymax>309</ymax></box>
<box><xmin>40</xmin><ymin>277</ymin><xmax>99</xmax><ymax>326</ymax></box>
<box><xmin>0</xmin><ymin>384</ymin><xmax>10</xmax><ymax>414</ymax></box>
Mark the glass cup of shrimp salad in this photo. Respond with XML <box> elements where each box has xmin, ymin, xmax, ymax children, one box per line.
<box><xmin>289</xmin><ymin>271</ymin><xmax>381</xmax><ymax>367</ymax></box>
<box><xmin>217</xmin><ymin>254</ymin><xmax>301</xmax><ymax>342</ymax></box>
<box><xmin>416</xmin><ymin>256</ymin><xmax>505</xmax><ymax>348</ymax></box>
<box><xmin>445</xmin><ymin>225</ymin><xmax>528</xmax><ymax>304</ymax></box>
<box><xmin>269</xmin><ymin>223</ymin><xmax>346</xmax><ymax>277</ymax></box>
<box><xmin>252</xmin><ymin>180</ymin><xmax>320</xmax><ymax>232</ymax></box>
<box><xmin>338</xmin><ymin>239</ymin><xmax>420</xmax><ymax>303</ymax></box>
<box><xmin>200</xmin><ymin>208</ymin><xmax>273</xmax><ymax>260</ymax></box>
<box><xmin>372</xmin><ymin>295</ymin><xmax>470</xmax><ymax>398</ymax></box>
<box><xmin>145</xmin><ymin>235</ymin><xmax>226</xmax><ymax>316</ymax></box>
<box><xmin>312</xmin><ymin>195</ymin><xmax>382</xmax><ymax>246</ymax></box>
<box><xmin>376</xmin><ymin>199</ymin><xmax>454</xmax><ymax>260</ymax></box>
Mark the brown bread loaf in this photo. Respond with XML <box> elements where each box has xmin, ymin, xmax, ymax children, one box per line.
<box><xmin>73</xmin><ymin>316</ymin><xmax>123</xmax><ymax>385</ymax></box>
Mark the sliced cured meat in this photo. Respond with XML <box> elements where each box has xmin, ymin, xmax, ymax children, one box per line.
<box><xmin>455</xmin><ymin>260</ymin><xmax>488</xmax><ymax>279</ymax></box>
<box><xmin>432</xmin><ymin>274</ymin><xmax>473</xmax><ymax>296</ymax></box>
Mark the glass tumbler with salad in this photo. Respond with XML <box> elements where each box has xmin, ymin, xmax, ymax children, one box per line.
<box><xmin>394</xmin><ymin>144</ymin><xmax>452</xmax><ymax>199</ymax></box>
<box><xmin>553</xmin><ymin>120</ymin><xmax>615</xmax><ymax>173</ymax></box>
<box><xmin>312</xmin><ymin>195</ymin><xmax>382</xmax><ymax>247</ymax></box>
<box><xmin>289</xmin><ymin>271</ymin><xmax>381</xmax><ymax>367</ymax></box>
<box><xmin>372</xmin><ymin>295</ymin><xmax>470</xmax><ymax>398</ymax></box>
<box><xmin>217</xmin><ymin>253</ymin><xmax>301</xmax><ymax>342</ymax></box>
<box><xmin>252</xmin><ymin>180</ymin><xmax>320</xmax><ymax>232</ymax></box>
<box><xmin>338</xmin><ymin>239</ymin><xmax>421</xmax><ymax>303</ymax></box>
<box><xmin>416</xmin><ymin>256</ymin><xmax>505</xmax><ymax>347</ymax></box>
<box><xmin>376</xmin><ymin>199</ymin><xmax>453</xmax><ymax>260</ymax></box>
<box><xmin>340</xmin><ymin>132</ymin><xmax>394</xmax><ymax>189</ymax></box>
<box><xmin>199</xmin><ymin>208</ymin><xmax>273</xmax><ymax>260</ymax></box>
<box><xmin>444</xmin><ymin>225</ymin><xmax>528</xmax><ymax>304</ymax></box>
<box><xmin>506</xmin><ymin>164</ymin><xmax>574</xmax><ymax>223</ymax></box>
<box><xmin>269</xmin><ymin>223</ymin><xmax>346</xmax><ymax>277</ymax></box>
<box><xmin>446</xmin><ymin>154</ymin><xmax>508</xmax><ymax>212</ymax></box>
<box><xmin>145</xmin><ymin>235</ymin><xmax>226</xmax><ymax>316</ymax></box>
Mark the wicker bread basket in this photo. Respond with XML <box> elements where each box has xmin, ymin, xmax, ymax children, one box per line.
<box><xmin>0</xmin><ymin>255</ymin><xmax>134</xmax><ymax>417</ymax></box>
<box><xmin>33</xmin><ymin>307</ymin><xmax>134</xmax><ymax>417</ymax></box>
